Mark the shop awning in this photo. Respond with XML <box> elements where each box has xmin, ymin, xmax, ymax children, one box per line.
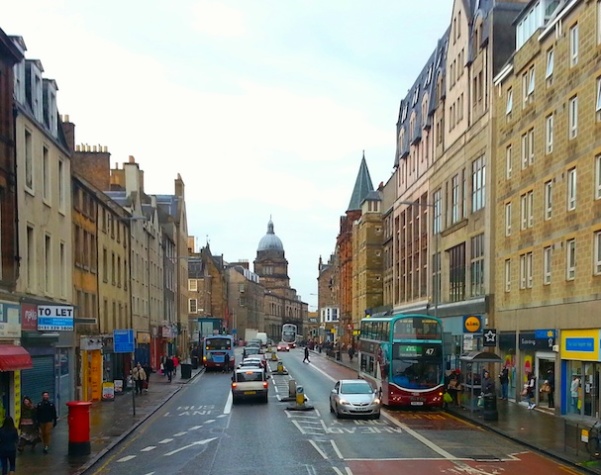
<box><xmin>0</xmin><ymin>345</ymin><xmax>33</xmax><ymax>371</ymax></box>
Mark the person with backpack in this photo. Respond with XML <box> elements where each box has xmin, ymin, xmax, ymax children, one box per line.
<box><xmin>0</xmin><ymin>416</ymin><xmax>18</xmax><ymax>475</ymax></box>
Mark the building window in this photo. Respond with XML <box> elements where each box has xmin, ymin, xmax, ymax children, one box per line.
<box><xmin>567</xmin><ymin>167</ymin><xmax>577</xmax><ymax>211</ymax></box>
<box><xmin>504</xmin><ymin>259</ymin><xmax>511</xmax><ymax>292</ymax></box>
<box><xmin>545</xmin><ymin>48</ymin><xmax>554</xmax><ymax>83</ymax></box>
<box><xmin>566</xmin><ymin>238</ymin><xmax>576</xmax><ymax>280</ymax></box>
<box><xmin>188</xmin><ymin>279</ymin><xmax>198</xmax><ymax>291</ymax></box>
<box><xmin>569</xmin><ymin>96</ymin><xmax>578</xmax><ymax>139</ymax></box>
<box><xmin>451</xmin><ymin>173</ymin><xmax>462</xmax><ymax>224</ymax></box>
<box><xmin>594</xmin><ymin>231</ymin><xmax>601</xmax><ymax>275</ymax></box>
<box><xmin>520</xmin><ymin>191</ymin><xmax>534</xmax><ymax>230</ymax></box>
<box><xmin>471</xmin><ymin>156</ymin><xmax>485</xmax><ymax>212</ymax></box>
<box><xmin>470</xmin><ymin>234</ymin><xmax>484</xmax><ymax>297</ymax></box>
<box><xmin>505</xmin><ymin>203</ymin><xmax>512</xmax><ymax>236</ymax></box>
<box><xmin>521</xmin><ymin>129</ymin><xmax>534</xmax><ymax>169</ymax></box>
<box><xmin>523</xmin><ymin>66</ymin><xmax>535</xmax><ymax>107</ymax></box>
<box><xmin>506</xmin><ymin>145</ymin><xmax>512</xmax><ymax>179</ymax></box>
<box><xmin>188</xmin><ymin>298</ymin><xmax>198</xmax><ymax>313</ymax></box>
<box><xmin>25</xmin><ymin>130</ymin><xmax>33</xmax><ymax>190</ymax></box>
<box><xmin>544</xmin><ymin>180</ymin><xmax>553</xmax><ymax>220</ymax></box>
<box><xmin>570</xmin><ymin>23</ymin><xmax>579</xmax><ymax>67</ymax></box>
<box><xmin>506</xmin><ymin>88</ymin><xmax>513</xmax><ymax>115</ymax></box>
<box><xmin>433</xmin><ymin>189</ymin><xmax>442</xmax><ymax>234</ymax></box>
<box><xmin>42</xmin><ymin>146</ymin><xmax>49</xmax><ymax>201</ymax></box>
<box><xmin>448</xmin><ymin>243</ymin><xmax>466</xmax><ymax>302</ymax></box>
<box><xmin>546</xmin><ymin>114</ymin><xmax>553</xmax><ymax>154</ymax></box>
<box><xmin>519</xmin><ymin>252</ymin><xmax>533</xmax><ymax>289</ymax></box>
<box><xmin>598</xmin><ymin>0</ymin><xmax>601</xmax><ymax>44</ymax></box>
<box><xmin>595</xmin><ymin>155</ymin><xmax>601</xmax><ymax>200</ymax></box>
<box><xmin>543</xmin><ymin>246</ymin><xmax>552</xmax><ymax>285</ymax></box>
<box><xmin>597</xmin><ymin>78</ymin><xmax>601</xmax><ymax>122</ymax></box>
<box><xmin>44</xmin><ymin>234</ymin><xmax>51</xmax><ymax>293</ymax></box>
<box><xmin>58</xmin><ymin>159</ymin><xmax>66</xmax><ymax>212</ymax></box>
<box><xmin>103</xmin><ymin>248</ymin><xmax>108</xmax><ymax>282</ymax></box>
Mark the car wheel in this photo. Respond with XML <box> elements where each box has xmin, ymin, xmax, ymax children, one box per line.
<box><xmin>329</xmin><ymin>400</ymin><xmax>334</xmax><ymax>413</ymax></box>
<box><xmin>263</xmin><ymin>395</ymin><xmax>269</xmax><ymax>404</ymax></box>
<box><xmin>335</xmin><ymin>404</ymin><xmax>341</xmax><ymax>419</ymax></box>
<box><xmin>373</xmin><ymin>412</ymin><xmax>380</xmax><ymax>420</ymax></box>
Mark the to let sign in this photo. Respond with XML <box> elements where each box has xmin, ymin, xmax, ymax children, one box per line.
<box><xmin>38</xmin><ymin>305</ymin><xmax>74</xmax><ymax>331</ymax></box>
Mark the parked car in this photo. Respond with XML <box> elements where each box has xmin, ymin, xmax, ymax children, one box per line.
<box><xmin>276</xmin><ymin>341</ymin><xmax>290</xmax><ymax>352</ymax></box>
<box><xmin>329</xmin><ymin>379</ymin><xmax>381</xmax><ymax>419</ymax></box>
<box><xmin>231</xmin><ymin>367</ymin><xmax>269</xmax><ymax>404</ymax></box>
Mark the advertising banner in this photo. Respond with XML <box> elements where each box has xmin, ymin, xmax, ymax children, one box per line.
<box><xmin>0</xmin><ymin>303</ymin><xmax>21</xmax><ymax>338</ymax></box>
<box><xmin>38</xmin><ymin>305</ymin><xmax>74</xmax><ymax>331</ymax></box>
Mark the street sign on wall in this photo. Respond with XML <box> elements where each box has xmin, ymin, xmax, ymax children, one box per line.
<box><xmin>113</xmin><ymin>329</ymin><xmax>135</xmax><ymax>353</ymax></box>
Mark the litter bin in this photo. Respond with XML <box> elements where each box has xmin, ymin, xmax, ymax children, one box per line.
<box><xmin>180</xmin><ymin>363</ymin><xmax>192</xmax><ymax>379</ymax></box>
<box><xmin>482</xmin><ymin>393</ymin><xmax>498</xmax><ymax>421</ymax></box>
<box><xmin>335</xmin><ymin>350</ymin><xmax>341</xmax><ymax>361</ymax></box>
<box><xmin>191</xmin><ymin>356</ymin><xmax>199</xmax><ymax>370</ymax></box>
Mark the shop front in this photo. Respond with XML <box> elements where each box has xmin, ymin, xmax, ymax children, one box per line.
<box><xmin>135</xmin><ymin>331</ymin><xmax>151</xmax><ymax>366</ymax></box>
<box><xmin>561</xmin><ymin>329</ymin><xmax>600</xmax><ymax>417</ymax></box>
<box><xmin>80</xmin><ymin>336</ymin><xmax>103</xmax><ymax>401</ymax></box>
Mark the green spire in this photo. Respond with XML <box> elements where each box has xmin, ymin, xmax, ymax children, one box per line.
<box><xmin>347</xmin><ymin>150</ymin><xmax>374</xmax><ymax>211</ymax></box>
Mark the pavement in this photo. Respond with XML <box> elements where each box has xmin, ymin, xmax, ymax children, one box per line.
<box><xmin>318</xmin><ymin>347</ymin><xmax>601</xmax><ymax>474</ymax></box>
<box><xmin>16</xmin><ymin>365</ymin><xmax>204</xmax><ymax>475</ymax></box>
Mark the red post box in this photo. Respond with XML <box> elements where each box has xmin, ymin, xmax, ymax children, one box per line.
<box><xmin>66</xmin><ymin>401</ymin><xmax>92</xmax><ymax>456</ymax></box>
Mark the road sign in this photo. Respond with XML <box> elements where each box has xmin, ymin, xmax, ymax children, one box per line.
<box><xmin>113</xmin><ymin>329</ymin><xmax>135</xmax><ymax>353</ymax></box>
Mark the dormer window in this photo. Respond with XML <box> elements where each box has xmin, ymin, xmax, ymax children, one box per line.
<box><xmin>401</xmin><ymin>104</ymin><xmax>408</xmax><ymax>122</ymax></box>
<box><xmin>412</xmin><ymin>87</ymin><xmax>419</xmax><ymax>106</ymax></box>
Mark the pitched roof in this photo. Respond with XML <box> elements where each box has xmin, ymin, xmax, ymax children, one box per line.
<box><xmin>347</xmin><ymin>151</ymin><xmax>374</xmax><ymax>212</ymax></box>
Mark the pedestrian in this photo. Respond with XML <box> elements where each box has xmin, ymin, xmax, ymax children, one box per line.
<box><xmin>303</xmin><ymin>346</ymin><xmax>310</xmax><ymax>363</ymax></box>
<box><xmin>0</xmin><ymin>416</ymin><xmax>18</xmax><ymax>475</ymax></box>
<box><xmin>36</xmin><ymin>391</ymin><xmax>57</xmax><ymax>454</ymax></box>
<box><xmin>132</xmin><ymin>363</ymin><xmax>147</xmax><ymax>395</ymax></box>
<box><xmin>571</xmin><ymin>375</ymin><xmax>580</xmax><ymax>413</ymax></box>
<box><xmin>164</xmin><ymin>356</ymin><xmax>174</xmax><ymax>382</ymax></box>
<box><xmin>347</xmin><ymin>346</ymin><xmax>355</xmax><ymax>362</ymax></box>
<box><xmin>447</xmin><ymin>369</ymin><xmax>461</xmax><ymax>406</ymax></box>
<box><xmin>498</xmin><ymin>365</ymin><xmax>509</xmax><ymax>400</ymax></box>
<box><xmin>172</xmin><ymin>355</ymin><xmax>179</xmax><ymax>377</ymax></box>
<box><xmin>544</xmin><ymin>369</ymin><xmax>555</xmax><ymax>409</ymax></box>
<box><xmin>524</xmin><ymin>372</ymin><xmax>537</xmax><ymax>409</ymax></box>
<box><xmin>17</xmin><ymin>396</ymin><xmax>39</xmax><ymax>452</ymax></box>
<box><xmin>223</xmin><ymin>353</ymin><xmax>230</xmax><ymax>373</ymax></box>
<box><xmin>142</xmin><ymin>363</ymin><xmax>153</xmax><ymax>392</ymax></box>
<box><xmin>482</xmin><ymin>370</ymin><xmax>495</xmax><ymax>398</ymax></box>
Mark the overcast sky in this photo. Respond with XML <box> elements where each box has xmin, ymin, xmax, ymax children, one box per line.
<box><xmin>4</xmin><ymin>0</ymin><xmax>452</xmax><ymax>311</ymax></box>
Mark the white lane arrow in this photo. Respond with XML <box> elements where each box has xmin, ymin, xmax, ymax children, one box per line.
<box><xmin>164</xmin><ymin>438</ymin><xmax>217</xmax><ymax>456</ymax></box>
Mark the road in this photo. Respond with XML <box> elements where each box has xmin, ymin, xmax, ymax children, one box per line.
<box><xmin>86</xmin><ymin>348</ymin><xmax>584</xmax><ymax>475</ymax></box>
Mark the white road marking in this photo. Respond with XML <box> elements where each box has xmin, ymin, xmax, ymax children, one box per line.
<box><xmin>205</xmin><ymin>419</ymin><xmax>215</xmax><ymax>424</ymax></box>
<box><xmin>189</xmin><ymin>425</ymin><xmax>203</xmax><ymax>430</ymax></box>
<box><xmin>224</xmin><ymin>392</ymin><xmax>232</xmax><ymax>414</ymax></box>
<box><xmin>332</xmin><ymin>468</ymin><xmax>353</xmax><ymax>475</ymax></box>
<box><xmin>308</xmin><ymin>439</ymin><xmax>328</xmax><ymax>459</ymax></box>
<box><xmin>164</xmin><ymin>438</ymin><xmax>217</xmax><ymax>456</ymax></box>
<box><xmin>173</xmin><ymin>432</ymin><xmax>187</xmax><ymax>437</ymax></box>
<box><xmin>292</xmin><ymin>420</ymin><xmax>307</xmax><ymax>434</ymax></box>
<box><xmin>163</xmin><ymin>412</ymin><xmax>170</xmax><ymax>417</ymax></box>
<box><xmin>142</xmin><ymin>472</ymin><xmax>155</xmax><ymax>475</ymax></box>
<box><xmin>158</xmin><ymin>438</ymin><xmax>173</xmax><ymax>444</ymax></box>
<box><xmin>117</xmin><ymin>455</ymin><xmax>136</xmax><ymax>462</ymax></box>
<box><xmin>331</xmin><ymin>440</ymin><xmax>343</xmax><ymax>459</ymax></box>
<box><xmin>140</xmin><ymin>446</ymin><xmax>156</xmax><ymax>452</ymax></box>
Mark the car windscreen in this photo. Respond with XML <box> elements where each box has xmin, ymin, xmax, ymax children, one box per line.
<box><xmin>340</xmin><ymin>383</ymin><xmax>373</xmax><ymax>394</ymax></box>
<box><xmin>244</xmin><ymin>347</ymin><xmax>260</xmax><ymax>355</ymax></box>
<box><xmin>236</xmin><ymin>371</ymin><xmax>264</xmax><ymax>382</ymax></box>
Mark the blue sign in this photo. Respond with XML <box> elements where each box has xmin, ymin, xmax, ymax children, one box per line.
<box><xmin>566</xmin><ymin>337</ymin><xmax>595</xmax><ymax>352</ymax></box>
<box><xmin>113</xmin><ymin>329</ymin><xmax>135</xmax><ymax>353</ymax></box>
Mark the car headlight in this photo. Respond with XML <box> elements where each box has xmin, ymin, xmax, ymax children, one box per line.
<box><xmin>373</xmin><ymin>398</ymin><xmax>381</xmax><ymax>405</ymax></box>
<box><xmin>338</xmin><ymin>399</ymin><xmax>351</xmax><ymax>406</ymax></box>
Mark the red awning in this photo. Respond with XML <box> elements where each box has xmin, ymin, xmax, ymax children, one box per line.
<box><xmin>0</xmin><ymin>345</ymin><xmax>33</xmax><ymax>371</ymax></box>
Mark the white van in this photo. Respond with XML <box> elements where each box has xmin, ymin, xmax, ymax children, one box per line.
<box><xmin>256</xmin><ymin>332</ymin><xmax>268</xmax><ymax>347</ymax></box>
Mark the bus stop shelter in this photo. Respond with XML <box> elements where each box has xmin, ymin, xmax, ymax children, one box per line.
<box><xmin>459</xmin><ymin>350</ymin><xmax>503</xmax><ymax>415</ymax></box>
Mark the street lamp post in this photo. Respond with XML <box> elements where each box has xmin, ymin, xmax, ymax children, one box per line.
<box><xmin>398</xmin><ymin>200</ymin><xmax>439</xmax><ymax>318</ymax></box>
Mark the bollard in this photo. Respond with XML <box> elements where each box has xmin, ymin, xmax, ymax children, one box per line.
<box><xmin>296</xmin><ymin>386</ymin><xmax>305</xmax><ymax>407</ymax></box>
<box><xmin>288</xmin><ymin>379</ymin><xmax>297</xmax><ymax>398</ymax></box>
<box><xmin>277</xmin><ymin>361</ymin><xmax>284</xmax><ymax>374</ymax></box>
<box><xmin>66</xmin><ymin>401</ymin><xmax>92</xmax><ymax>456</ymax></box>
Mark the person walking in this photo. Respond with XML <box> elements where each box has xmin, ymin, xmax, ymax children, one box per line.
<box><xmin>142</xmin><ymin>363</ymin><xmax>153</xmax><ymax>392</ymax></box>
<box><xmin>132</xmin><ymin>363</ymin><xmax>147</xmax><ymax>395</ymax></box>
<box><xmin>36</xmin><ymin>391</ymin><xmax>57</xmax><ymax>454</ymax></box>
<box><xmin>498</xmin><ymin>365</ymin><xmax>509</xmax><ymax>400</ymax></box>
<box><xmin>347</xmin><ymin>346</ymin><xmax>355</xmax><ymax>362</ymax></box>
<box><xmin>17</xmin><ymin>396</ymin><xmax>39</xmax><ymax>452</ymax></box>
<box><xmin>172</xmin><ymin>355</ymin><xmax>179</xmax><ymax>377</ymax></box>
<box><xmin>164</xmin><ymin>356</ymin><xmax>174</xmax><ymax>382</ymax></box>
<box><xmin>525</xmin><ymin>372</ymin><xmax>537</xmax><ymax>409</ymax></box>
<box><xmin>303</xmin><ymin>346</ymin><xmax>310</xmax><ymax>363</ymax></box>
<box><xmin>0</xmin><ymin>416</ymin><xmax>18</xmax><ymax>475</ymax></box>
<box><xmin>482</xmin><ymin>370</ymin><xmax>495</xmax><ymax>395</ymax></box>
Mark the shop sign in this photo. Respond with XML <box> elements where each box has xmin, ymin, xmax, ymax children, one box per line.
<box><xmin>102</xmin><ymin>382</ymin><xmax>115</xmax><ymax>401</ymax></box>
<box><xmin>21</xmin><ymin>303</ymin><xmax>38</xmax><ymax>332</ymax></box>
<box><xmin>562</xmin><ymin>329</ymin><xmax>600</xmax><ymax>361</ymax></box>
<box><xmin>137</xmin><ymin>332</ymin><xmax>151</xmax><ymax>344</ymax></box>
<box><xmin>519</xmin><ymin>329</ymin><xmax>556</xmax><ymax>350</ymax></box>
<box><xmin>162</xmin><ymin>326</ymin><xmax>173</xmax><ymax>338</ymax></box>
<box><xmin>0</xmin><ymin>302</ymin><xmax>21</xmax><ymax>338</ymax></box>
<box><xmin>38</xmin><ymin>305</ymin><xmax>74</xmax><ymax>331</ymax></box>
<box><xmin>463</xmin><ymin>315</ymin><xmax>482</xmax><ymax>334</ymax></box>
<box><xmin>80</xmin><ymin>337</ymin><xmax>103</xmax><ymax>351</ymax></box>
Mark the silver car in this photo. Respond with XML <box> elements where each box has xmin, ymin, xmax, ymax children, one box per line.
<box><xmin>330</xmin><ymin>379</ymin><xmax>381</xmax><ymax>419</ymax></box>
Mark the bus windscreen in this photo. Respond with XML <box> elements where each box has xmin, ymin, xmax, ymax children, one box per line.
<box><xmin>205</xmin><ymin>338</ymin><xmax>231</xmax><ymax>350</ymax></box>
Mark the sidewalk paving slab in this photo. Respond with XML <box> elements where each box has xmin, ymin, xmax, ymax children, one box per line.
<box><xmin>16</xmin><ymin>368</ymin><xmax>203</xmax><ymax>475</ymax></box>
<box><xmin>314</xmin><ymin>347</ymin><xmax>601</xmax><ymax>474</ymax></box>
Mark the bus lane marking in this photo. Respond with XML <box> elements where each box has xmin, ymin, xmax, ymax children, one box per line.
<box><xmin>117</xmin><ymin>455</ymin><xmax>136</xmax><ymax>462</ymax></box>
<box><xmin>140</xmin><ymin>446</ymin><xmax>156</xmax><ymax>452</ymax></box>
<box><xmin>164</xmin><ymin>438</ymin><xmax>217</xmax><ymax>456</ymax></box>
<box><xmin>158</xmin><ymin>438</ymin><xmax>173</xmax><ymax>444</ymax></box>
<box><xmin>331</xmin><ymin>440</ymin><xmax>343</xmax><ymax>459</ymax></box>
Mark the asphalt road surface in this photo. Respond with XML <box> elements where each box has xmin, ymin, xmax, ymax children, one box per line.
<box><xmin>86</xmin><ymin>348</ymin><xmax>585</xmax><ymax>475</ymax></box>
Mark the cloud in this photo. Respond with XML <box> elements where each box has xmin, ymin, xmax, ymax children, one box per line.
<box><xmin>190</xmin><ymin>0</ymin><xmax>247</xmax><ymax>38</ymax></box>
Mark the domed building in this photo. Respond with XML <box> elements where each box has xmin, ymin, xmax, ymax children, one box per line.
<box><xmin>253</xmin><ymin>218</ymin><xmax>306</xmax><ymax>342</ymax></box>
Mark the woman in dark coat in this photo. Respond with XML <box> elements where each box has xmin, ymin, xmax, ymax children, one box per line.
<box><xmin>17</xmin><ymin>396</ymin><xmax>39</xmax><ymax>452</ymax></box>
<box><xmin>0</xmin><ymin>416</ymin><xmax>19</xmax><ymax>475</ymax></box>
